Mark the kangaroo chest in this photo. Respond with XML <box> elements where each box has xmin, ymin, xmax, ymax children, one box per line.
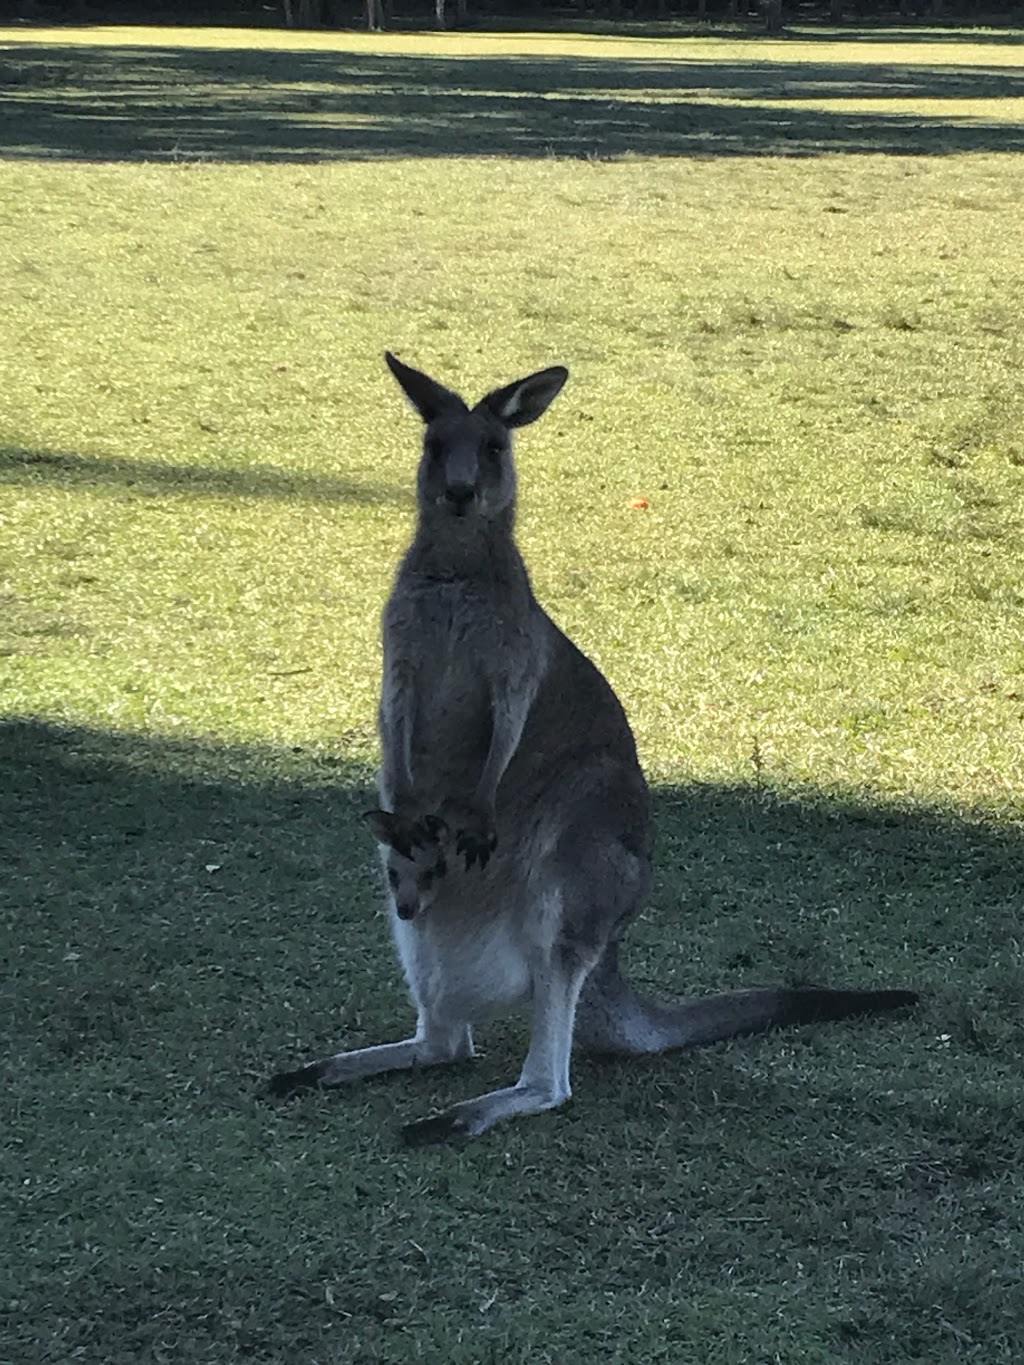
<box><xmin>387</xmin><ymin>579</ymin><xmax>534</xmax><ymax>790</ymax></box>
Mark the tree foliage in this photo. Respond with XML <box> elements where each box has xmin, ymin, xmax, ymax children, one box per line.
<box><xmin>15</xmin><ymin>0</ymin><xmax>1024</xmax><ymax>30</ymax></box>
<box><xmin>278</xmin><ymin>1</ymin><xmax>1024</xmax><ymax>30</ymax></box>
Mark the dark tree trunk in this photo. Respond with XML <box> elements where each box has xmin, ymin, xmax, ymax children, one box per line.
<box><xmin>283</xmin><ymin>0</ymin><xmax>321</xmax><ymax>27</ymax></box>
<box><xmin>761</xmin><ymin>0</ymin><xmax>782</xmax><ymax>31</ymax></box>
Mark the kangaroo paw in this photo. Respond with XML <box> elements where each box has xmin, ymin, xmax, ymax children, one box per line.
<box><xmin>455</xmin><ymin>825</ymin><xmax>497</xmax><ymax>871</ymax></box>
<box><xmin>267</xmin><ymin>1062</ymin><xmax>324</xmax><ymax>1099</ymax></box>
<box><xmin>402</xmin><ymin>1111</ymin><xmax>470</xmax><ymax>1148</ymax></box>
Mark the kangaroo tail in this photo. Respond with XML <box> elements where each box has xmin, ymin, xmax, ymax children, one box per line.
<box><xmin>576</xmin><ymin>944</ymin><xmax>917</xmax><ymax>1056</ymax></box>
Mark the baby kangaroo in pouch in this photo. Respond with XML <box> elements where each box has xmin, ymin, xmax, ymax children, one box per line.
<box><xmin>270</xmin><ymin>353</ymin><xmax>917</xmax><ymax>1144</ymax></box>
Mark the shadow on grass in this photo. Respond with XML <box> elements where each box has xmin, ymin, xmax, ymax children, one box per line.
<box><xmin>511</xmin><ymin>21</ymin><xmax>1024</xmax><ymax>44</ymax></box>
<box><xmin>780</xmin><ymin>24</ymin><xmax>1024</xmax><ymax>45</ymax></box>
<box><xmin>0</xmin><ymin>444</ymin><xmax>410</xmax><ymax>505</ymax></box>
<box><xmin>5</xmin><ymin>713</ymin><xmax>1022</xmax><ymax>1072</ymax></box>
<box><xmin>1</xmin><ymin>716</ymin><xmax>380</xmax><ymax>1061</ymax></box>
<box><xmin>5</xmin><ymin>704</ymin><xmax>1024</xmax><ymax>1362</ymax></box>
<box><xmin>1</xmin><ymin>40</ymin><xmax>1023</xmax><ymax>160</ymax></box>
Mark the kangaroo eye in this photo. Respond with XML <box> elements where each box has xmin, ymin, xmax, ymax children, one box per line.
<box><xmin>387</xmin><ymin>867</ymin><xmax>399</xmax><ymax>889</ymax></box>
<box><xmin>484</xmin><ymin>441</ymin><xmax>504</xmax><ymax>461</ymax></box>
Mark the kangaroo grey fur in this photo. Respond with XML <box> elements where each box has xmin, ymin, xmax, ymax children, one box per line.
<box><xmin>269</xmin><ymin>353</ymin><xmax>917</xmax><ymax>1144</ymax></box>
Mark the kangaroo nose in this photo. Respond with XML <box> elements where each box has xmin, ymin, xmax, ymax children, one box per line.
<box><xmin>444</xmin><ymin>483</ymin><xmax>475</xmax><ymax>511</ymax></box>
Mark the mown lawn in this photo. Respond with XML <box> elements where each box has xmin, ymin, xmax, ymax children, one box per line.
<box><xmin>2</xmin><ymin>22</ymin><xmax>1023</xmax><ymax>1364</ymax></box>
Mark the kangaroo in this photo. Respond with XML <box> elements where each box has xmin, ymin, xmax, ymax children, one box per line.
<box><xmin>269</xmin><ymin>353</ymin><xmax>917</xmax><ymax>1144</ymax></box>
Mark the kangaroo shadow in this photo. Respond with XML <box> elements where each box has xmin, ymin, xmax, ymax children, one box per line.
<box><xmin>2</xmin><ymin>39</ymin><xmax>1023</xmax><ymax>161</ymax></box>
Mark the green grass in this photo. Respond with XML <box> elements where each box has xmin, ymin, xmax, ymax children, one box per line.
<box><xmin>2</xmin><ymin>23</ymin><xmax>1024</xmax><ymax>1364</ymax></box>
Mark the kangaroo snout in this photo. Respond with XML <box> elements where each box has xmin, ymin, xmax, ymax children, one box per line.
<box><xmin>443</xmin><ymin>482</ymin><xmax>476</xmax><ymax>514</ymax></box>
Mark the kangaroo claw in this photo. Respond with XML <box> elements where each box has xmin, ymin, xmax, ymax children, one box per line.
<box><xmin>402</xmin><ymin>1111</ymin><xmax>468</xmax><ymax>1147</ymax></box>
<box><xmin>268</xmin><ymin>1062</ymin><xmax>324</xmax><ymax>1099</ymax></box>
<box><xmin>455</xmin><ymin>825</ymin><xmax>497</xmax><ymax>870</ymax></box>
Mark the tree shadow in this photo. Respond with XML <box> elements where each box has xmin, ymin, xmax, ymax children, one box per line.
<box><xmin>781</xmin><ymin>24</ymin><xmax>1024</xmax><ymax>45</ymax></box>
<box><xmin>1</xmin><ymin>716</ymin><xmax>380</xmax><ymax>1067</ymax></box>
<box><xmin>0</xmin><ymin>444</ymin><xmax>409</xmax><ymax>505</ymax></box>
<box><xmin>2</xmin><ymin>40</ymin><xmax>1022</xmax><ymax>160</ymax></box>
<box><xmin>4</xmin><ymin>714</ymin><xmax>1022</xmax><ymax>1365</ymax></box>
<box><xmin>644</xmin><ymin>779</ymin><xmax>1023</xmax><ymax>1000</ymax></box>
<box><xmin>5</xmin><ymin>714</ymin><xmax>1021</xmax><ymax>1076</ymax></box>
<box><xmin>479</xmin><ymin>17</ymin><xmax>1024</xmax><ymax>44</ymax></box>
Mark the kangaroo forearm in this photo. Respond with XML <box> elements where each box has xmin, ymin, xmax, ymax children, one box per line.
<box><xmin>477</xmin><ymin>666</ymin><xmax>540</xmax><ymax>802</ymax></box>
<box><xmin>474</xmin><ymin>739</ymin><xmax>515</xmax><ymax>808</ymax></box>
<box><xmin>380</xmin><ymin>748</ymin><xmax>415</xmax><ymax>812</ymax></box>
<box><xmin>379</xmin><ymin>686</ymin><xmax>417</xmax><ymax>810</ymax></box>
<box><xmin>474</xmin><ymin>698</ymin><xmax>532</xmax><ymax>808</ymax></box>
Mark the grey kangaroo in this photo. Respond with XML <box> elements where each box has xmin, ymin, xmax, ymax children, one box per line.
<box><xmin>270</xmin><ymin>353</ymin><xmax>917</xmax><ymax>1145</ymax></box>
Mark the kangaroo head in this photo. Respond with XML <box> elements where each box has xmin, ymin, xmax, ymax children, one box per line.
<box><xmin>385</xmin><ymin>352</ymin><xmax>568</xmax><ymax>523</ymax></box>
<box><xmin>364</xmin><ymin>809</ymin><xmax>450</xmax><ymax>921</ymax></box>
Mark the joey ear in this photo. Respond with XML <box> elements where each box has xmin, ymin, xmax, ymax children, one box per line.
<box><xmin>363</xmin><ymin>809</ymin><xmax>399</xmax><ymax>847</ymax></box>
<box><xmin>363</xmin><ymin>808</ymin><xmax>426</xmax><ymax>859</ymax></box>
<box><xmin>385</xmin><ymin>352</ymin><xmax>468</xmax><ymax>424</ymax></box>
<box><xmin>478</xmin><ymin>365</ymin><xmax>569</xmax><ymax>429</ymax></box>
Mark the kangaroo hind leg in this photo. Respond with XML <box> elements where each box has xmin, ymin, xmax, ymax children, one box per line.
<box><xmin>403</xmin><ymin>913</ymin><xmax>596</xmax><ymax>1145</ymax></box>
<box><xmin>402</xmin><ymin>828</ymin><xmax>641</xmax><ymax>1145</ymax></box>
<box><xmin>269</xmin><ymin>1011</ymin><xmax>474</xmax><ymax>1099</ymax></box>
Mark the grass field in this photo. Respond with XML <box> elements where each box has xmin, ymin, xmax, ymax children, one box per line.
<box><xmin>2</xmin><ymin>21</ymin><xmax>1024</xmax><ymax>1364</ymax></box>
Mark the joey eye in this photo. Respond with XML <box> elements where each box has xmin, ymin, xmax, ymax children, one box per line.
<box><xmin>387</xmin><ymin>867</ymin><xmax>399</xmax><ymax>889</ymax></box>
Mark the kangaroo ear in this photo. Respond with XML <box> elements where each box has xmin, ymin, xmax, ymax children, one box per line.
<box><xmin>478</xmin><ymin>365</ymin><xmax>568</xmax><ymax>429</ymax></box>
<box><xmin>363</xmin><ymin>809</ymin><xmax>427</xmax><ymax>859</ymax></box>
<box><xmin>385</xmin><ymin>352</ymin><xmax>467</xmax><ymax>424</ymax></box>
